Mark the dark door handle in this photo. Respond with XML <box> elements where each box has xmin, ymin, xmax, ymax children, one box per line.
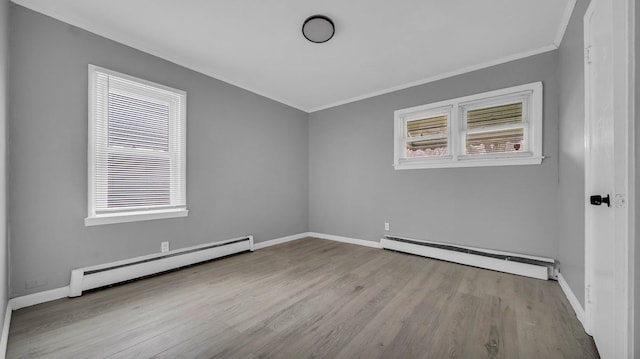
<box><xmin>590</xmin><ymin>194</ymin><xmax>611</xmax><ymax>207</ymax></box>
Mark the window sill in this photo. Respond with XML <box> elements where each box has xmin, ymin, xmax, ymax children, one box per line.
<box><xmin>394</xmin><ymin>155</ymin><xmax>543</xmax><ymax>170</ymax></box>
<box><xmin>85</xmin><ymin>208</ymin><xmax>188</xmax><ymax>226</ymax></box>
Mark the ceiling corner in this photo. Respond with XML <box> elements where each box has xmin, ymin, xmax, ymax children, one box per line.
<box><xmin>554</xmin><ymin>0</ymin><xmax>577</xmax><ymax>47</ymax></box>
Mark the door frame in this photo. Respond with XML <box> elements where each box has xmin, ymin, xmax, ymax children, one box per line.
<box><xmin>583</xmin><ymin>0</ymin><xmax>635</xmax><ymax>357</ymax></box>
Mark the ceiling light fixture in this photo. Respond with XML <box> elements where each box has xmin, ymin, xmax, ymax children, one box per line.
<box><xmin>302</xmin><ymin>15</ymin><xmax>335</xmax><ymax>44</ymax></box>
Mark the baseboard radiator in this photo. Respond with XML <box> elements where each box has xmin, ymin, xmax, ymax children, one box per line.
<box><xmin>381</xmin><ymin>235</ymin><xmax>556</xmax><ymax>280</ymax></box>
<box><xmin>69</xmin><ymin>236</ymin><xmax>254</xmax><ymax>297</ymax></box>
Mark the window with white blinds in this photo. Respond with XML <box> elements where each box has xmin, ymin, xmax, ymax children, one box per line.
<box><xmin>86</xmin><ymin>65</ymin><xmax>187</xmax><ymax>226</ymax></box>
<box><xmin>403</xmin><ymin>108</ymin><xmax>450</xmax><ymax>158</ymax></box>
<box><xmin>394</xmin><ymin>82</ymin><xmax>542</xmax><ymax>169</ymax></box>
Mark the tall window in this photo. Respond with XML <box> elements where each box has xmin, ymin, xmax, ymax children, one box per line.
<box><xmin>86</xmin><ymin>65</ymin><xmax>187</xmax><ymax>226</ymax></box>
<box><xmin>394</xmin><ymin>82</ymin><xmax>543</xmax><ymax>169</ymax></box>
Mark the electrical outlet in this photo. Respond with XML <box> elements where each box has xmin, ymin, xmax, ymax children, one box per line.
<box><xmin>161</xmin><ymin>241</ymin><xmax>170</xmax><ymax>253</ymax></box>
<box><xmin>384</xmin><ymin>222</ymin><xmax>390</xmax><ymax>231</ymax></box>
<box><xmin>25</xmin><ymin>278</ymin><xmax>48</xmax><ymax>289</ymax></box>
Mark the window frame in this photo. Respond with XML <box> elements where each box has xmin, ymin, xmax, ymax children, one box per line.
<box><xmin>393</xmin><ymin>82</ymin><xmax>543</xmax><ymax>170</ymax></box>
<box><xmin>85</xmin><ymin>65</ymin><xmax>188</xmax><ymax>226</ymax></box>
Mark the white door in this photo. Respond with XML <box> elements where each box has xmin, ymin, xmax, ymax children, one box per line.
<box><xmin>584</xmin><ymin>0</ymin><xmax>629</xmax><ymax>358</ymax></box>
<box><xmin>585</xmin><ymin>0</ymin><xmax>614</xmax><ymax>356</ymax></box>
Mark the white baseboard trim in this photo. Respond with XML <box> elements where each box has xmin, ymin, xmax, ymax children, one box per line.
<box><xmin>10</xmin><ymin>286</ymin><xmax>70</xmax><ymax>311</ymax></box>
<box><xmin>0</xmin><ymin>303</ymin><xmax>11</xmax><ymax>359</ymax></box>
<box><xmin>308</xmin><ymin>232</ymin><xmax>383</xmax><ymax>249</ymax></box>
<box><xmin>70</xmin><ymin>237</ymin><xmax>253</xmax><ymax>297</ymax></box>
<box><xmin>381</xmin><ymin>237</ymin><xmax>549</xmax><ymax>280</ymax></box>
<box><xmin>253</xmin><ymin>232</ymin><xmax>309</xmax><ymax>250</ymax></box>
<box><xmin>557</xmin><ymin>273</ymin><xmax>585</xmax><ymax>328</ymax></box>
<box><xmin>253</xmin><ymin>232</ymin><xmax>383</xmax><ymax>250</ymax></box>
<box><xmin>0</xmin><ymin>286</ymin><xmax>70</xmax><ymax>358</ymax></box>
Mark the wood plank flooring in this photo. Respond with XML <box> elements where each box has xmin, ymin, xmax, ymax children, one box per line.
<box><xmin>7</xmin><ymin>237</ymin><xmax>599</xmax><ymax>358</ymax></box>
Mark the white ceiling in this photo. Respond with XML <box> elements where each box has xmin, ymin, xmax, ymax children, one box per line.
<box><xmin>13</xmin><ymin>0</ymin><xmax>575</xmax><ymax>112</ymax></box>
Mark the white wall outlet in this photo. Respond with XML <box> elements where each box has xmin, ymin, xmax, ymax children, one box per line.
<box><xmin>384</xmin><ymin>222</ymin><xmax>390</xmax><ymax>231</ymax></box>
<box><xmin>161</xmin><ymin>241</ymin><xmax>170</xmax><ymax>253</ymax></box>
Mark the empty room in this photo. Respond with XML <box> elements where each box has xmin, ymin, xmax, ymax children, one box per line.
<box><xmin>0</xmin><ymin>0</ymin><xmax>637</xmax><ymax>358</ymax></box>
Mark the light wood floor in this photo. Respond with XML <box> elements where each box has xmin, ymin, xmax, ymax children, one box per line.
<box><xmin>8</xmin><ymin>237</ymin><xmax>599</xmax><ymax>358</ymax></box>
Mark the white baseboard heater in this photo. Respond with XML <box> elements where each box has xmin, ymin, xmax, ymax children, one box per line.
<box><xmin>69</xmin><ymin>236</ymin><xmax>254</xmax><ymax>297</ymax></box>
<box><xmin>381</xmin><ymin>235</ymin><xmax>556</xmax><ymax>280</ymax></box>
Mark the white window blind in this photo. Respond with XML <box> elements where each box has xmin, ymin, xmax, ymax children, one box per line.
<box><xmin>87</xmin><ymin>65</ymin><xmax>187</xmax><ymax>226</ymax></box>
<box><xmin>404</xmin><ymin>111</ymin><xmax>450</xmax><ymax>158</ymax></box>
<box><xmin>462</xmin><ymin>102</ymin><xmax>527</xmax><ymax>155</ymax></box>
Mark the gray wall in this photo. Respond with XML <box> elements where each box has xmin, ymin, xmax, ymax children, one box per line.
<box><xmin>309</xmin><ymin>51</ymin><xmax>560</xmax><ymax>258</ymax></box>
<box><xmin>557</xmin><ymin>0</ymin><xmax>590</xmax><ymax>308</ymax></box>
<box><xmin>635</xmin><ymin>0</ymin><xmax>639</xmax><ymax>351</ymax></box>
<box><xmin>0</xmin><ymin>0</ymin><xmax>7</xmax><ymax>330</ymax></box>
<box><xmin>9</xmin><ymin>5</ymin><xmax>308</xmax><ymax>297</ymax></box>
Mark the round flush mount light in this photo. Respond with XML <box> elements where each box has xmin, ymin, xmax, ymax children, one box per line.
<box><xmin>302</xmin><ymin>15</ymin><xmax>335</xmax><ymax>43</ymax></box>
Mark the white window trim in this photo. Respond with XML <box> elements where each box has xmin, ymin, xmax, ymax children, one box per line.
<box><xmin>84</xmin><ymin>208</ymin><xmax>189</xmax><ymax>226</ymax></box>
<box><xmin>86</xmin><ymin>65</ymin><xmax>188</xmax><ymax>226</ymax></box>
<box><xmin>394</xmin><ymin>82</ymin><xmax>543</xmax><ymax>170</ymax></box>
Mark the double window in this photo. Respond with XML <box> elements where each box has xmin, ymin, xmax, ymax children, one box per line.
<box><xmin>86</xmin><ymin>65</ymin><xmax>187</xmax><ymax>226</ymax></box>
<box><xmin>394</xmin><ymin>82</ymin><xmax>543</xmax><ymax>169</ymax></box>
